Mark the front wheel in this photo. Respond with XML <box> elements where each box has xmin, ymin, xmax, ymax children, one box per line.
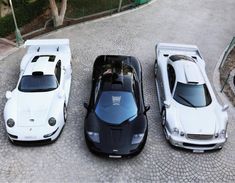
<box><xmin>63</xmin><ymin>104</ymin><xmax>67</xmax><ymax>122</ymax></box>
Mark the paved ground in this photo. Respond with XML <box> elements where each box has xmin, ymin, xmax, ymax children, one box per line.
<box><xmin>0</xmin><ymin>39</ymin><xmax>17</xmax><ymax>61</ymax></box>
<box><xmin>0</xmin><ymin>0</ymin><xmax>235</xmax><ymax>182</ymax></box>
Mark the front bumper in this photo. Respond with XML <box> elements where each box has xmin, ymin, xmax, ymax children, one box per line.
<box><xmin>85</xmin><ymin>133</ymin><xmax>147</xmax><ymax>158</ymax></box>
<box><xmin>7</xmin><ymin>125</ymin><xmax>62</xmax><ymax>143</ymax></box>
<box><xmin>165</xmin><ymin>128</ymin><xmax>227</xmax><ymax>152</ymax></box>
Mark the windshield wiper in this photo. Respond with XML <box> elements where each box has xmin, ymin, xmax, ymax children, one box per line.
<box><xmin>177</xmin><ymin>95</ymin><xmax>196</xmax><ymax>108</ymax></box>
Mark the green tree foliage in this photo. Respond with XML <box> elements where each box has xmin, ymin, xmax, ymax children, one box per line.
<box><xmin>0</xmin><ymin>0</ymin><xmax>48</xmax><ymax>37</ymax></box>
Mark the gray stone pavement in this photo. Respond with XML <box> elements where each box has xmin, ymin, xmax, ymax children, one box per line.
<box><xmin>0</xmin><ymin>39</ymin><xmax>18</xmax><ymax>61</ymax></box>
<box><xmin>0</xmin><ymin>0</ymin><xmax>235</xmax><ymax>182</ymax></box>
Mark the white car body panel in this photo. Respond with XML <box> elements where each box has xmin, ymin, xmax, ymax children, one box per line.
<box><xmin>4</xmin><ymin>39</ymin><xmax>72</xmax><ymax>143</ymax></box>
<box><xmin>155</xmin><ymin>43</ymin><xmax>228</xmax><ymax>151</ymax></box>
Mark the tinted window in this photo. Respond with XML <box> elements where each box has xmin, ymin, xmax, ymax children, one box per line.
<box><xmin>173</xmin><ymin>82</ymin><xmax>212</xmax><ymax>107</ymax></box>
<box><xmin>169</xmin><ymin>55</ymin><xmax>195</xmax><ymax>62</ymax></box>
<box><xmin>95</xmin><ymin>91</ymin><xmax>138</xmax><ymax>124</ymax></box>
<box><xmin>18</xmin><ymin>75</ymin><xmax>58</xmax><ymax>92</ymax></box>
<box><xmin>167</xmin><ymin>64</ymin><xmax>176</xmax><ymax>93</ymax></box>
<box><xmin>55</xmin><ymin>61</ymin><xmax>61</xmax><ymax>83</ymax></box>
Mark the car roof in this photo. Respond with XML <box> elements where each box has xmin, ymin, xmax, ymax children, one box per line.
<box><xmin>23</xmin><ymin>55</ymin><xmax>58</xmax><ymax>76</ymax></box>
<box><xmin>171</xmin><ymin>59</ymin><xmax>205</xmax><ymax>85</ymax></box>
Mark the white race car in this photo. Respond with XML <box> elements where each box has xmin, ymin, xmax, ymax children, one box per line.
<box><xmin>4</xmin><ymin>39</ymin><xmax>72</xmax><ymax>144</ymax></box>
<box><xmin>154</xmin><ymin>43</ymin><xmax>228</xmax><ymax>152</ymax></box>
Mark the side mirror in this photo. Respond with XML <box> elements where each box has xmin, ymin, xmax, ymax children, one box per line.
<box><xmin>6</xmin><ymin>91</ymin><xmax>12</xmax><ymax>100</ymax></box>
<box><xmin>222</xmin><ymin>104</ymin><xmax>229</xmax><ymax>111</ymax></box>
<box><xmin>83</xmin><ymin>102</ymin><xmax>89</xmax><ymax>110</ymax></box>
<box><xmin>58</xmin><ymin>90</ymin><xmax>65</xmax><ymax>99</ymax></box>
<box><xmin>164</xmin><ymin>100</ymin><xmax>171</xmax><ymax>108</ymax></box>
<box><xmin>144</xmin><ymin>105</ymin><xmax>150</xmax><ymax>113</ymax></box>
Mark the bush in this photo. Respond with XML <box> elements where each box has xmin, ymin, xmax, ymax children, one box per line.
<box><xmin>0</xmin><ymin>0</ymin><xmax>48</xmax><ymax>37</ymax></box>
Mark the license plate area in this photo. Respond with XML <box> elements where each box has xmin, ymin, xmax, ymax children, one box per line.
<box><xmin>109</xmin><ymin>155</ymin><xmax>122</xmax><ymax>158</ymax></box>
<box><xmin>193</xmin><ymin>149</ymin><xmax>204</xmax><ymax>153</ymax></box>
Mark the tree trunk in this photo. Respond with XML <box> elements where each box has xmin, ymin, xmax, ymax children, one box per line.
<box><xmin>49</xmin><ymin>0</ymin><xmax>67</xmax><ymax>27</ymax></box>
<box><xmin>118</xmin><ymin>0</ymin><xmax>123</xmax><ymax>12</ymax></box>
<box><xmin>0</xmin><ymin>0</ymin><xmax>11</xmax><ymax>18</ymax></box>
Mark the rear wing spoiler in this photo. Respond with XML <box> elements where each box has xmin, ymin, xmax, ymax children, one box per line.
<box><xmin>24</xmin><ymin>39</ymin><xmax>70</xmax><ymax>53</ymax></box>
<box><xmin>25</xmin><ymin>39</ymin><xmax>69</xmax><ymax>47</ymax></box>
<box><xmin>155</xmin><ymin>43</ymin><xmax>203</xmax><ymax>59</ymax></box>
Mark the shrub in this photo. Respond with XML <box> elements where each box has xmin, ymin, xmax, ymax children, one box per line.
<box><xmin>0</xmin><ymin>0</ymin><xmax>48</xmax><ymax>37</ymax></box>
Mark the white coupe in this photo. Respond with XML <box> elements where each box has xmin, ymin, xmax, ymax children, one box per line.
<box><xmin>155</xmin><ymin>43</ymin><xmax>228</xmax><ymax>152</ymax></box>
<box><xmin>4</xmin><ymin>39</ymin><xmax>72</xmax><ymax>144</ymax></box>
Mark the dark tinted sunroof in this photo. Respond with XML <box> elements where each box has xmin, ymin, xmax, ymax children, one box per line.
<box><xmin>169</xmin><ymin>55</ymin><xmax>195</xmax><ymax>62</ymax></box>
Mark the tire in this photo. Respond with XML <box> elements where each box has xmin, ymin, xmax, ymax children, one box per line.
<box><xmin>63</xmin><ymin>104</ymin><xmax>67</xmax><ymax>122</ymax></box>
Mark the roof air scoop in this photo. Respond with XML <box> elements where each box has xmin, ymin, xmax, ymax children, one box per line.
<box><xmin>184</xmin><ymin>64</ymin><xmax>202</xmax><ymax>84</ymax></box>
<box><xmin>32</xmin><ymin>71</ymin><xmax>43</xmax><ymax>76</ymax></box>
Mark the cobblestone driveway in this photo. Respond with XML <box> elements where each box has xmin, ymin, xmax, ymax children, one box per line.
<box><xmin>0</xmin><ymin>0</ymin><xmax>235</xmax><ymax>182</ymax></box>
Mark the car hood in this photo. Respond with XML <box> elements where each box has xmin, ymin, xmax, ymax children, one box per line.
<box><xmin>176</xmin><ymin>104</ymin><xmax>217</xmax><ymax>135</ymax></box>
<box><xmin>16</xmin><ymin>91</ymin><xmax>56</xmax><ymax>127</ymax></box>
<box><xmin>85</xmin><ymin>113</ymin><xmax>147</xmax><ymax>153</ymax></box>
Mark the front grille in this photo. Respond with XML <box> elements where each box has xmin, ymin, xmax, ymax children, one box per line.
<box><xmin>12</xmin><ymin>139</ymin><xmax>51</xmax><ymax>146</ymax></box>
<box><xmin>183</xmin><ymin>143</ymin><xmax>215</xmax><ymax>148</ymax></box>
<box><xmin>187</xmin><ymin>134</ymin><xmax>213</xmax><ymax>140</ymax></box>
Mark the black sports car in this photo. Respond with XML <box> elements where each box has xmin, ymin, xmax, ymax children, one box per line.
<box><xmin>84</xmin><ymin>55</ymin><xmax>150</xmax><ymax>158</ymax></box>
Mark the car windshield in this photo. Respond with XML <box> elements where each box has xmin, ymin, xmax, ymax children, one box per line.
<box><xmin>18</xmin><ymin>75</ymin><xmax>58</xmax><ymax>92</ymax></box>
<box><xmin>173</xmin><ymin>82</ymin><xmax>212</xmax><ymax>107</ymax></box>
<box><xmin>95</xmin><ymin>91</ymin><xmax>138</xmax><ymax>124</ymax></box>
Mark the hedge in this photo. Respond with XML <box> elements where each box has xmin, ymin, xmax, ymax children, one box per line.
<box><xmin>0</xmin><ymin>0</ymin><xmax>48</xmax><ymax>37</ymax></box>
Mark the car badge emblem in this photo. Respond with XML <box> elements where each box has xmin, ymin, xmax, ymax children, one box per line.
<box><xmin>113</xmin><ymin>149</ymin><xmax>118</xmax><ymax>152</ymax></box>
<box><xmin>112</xmin><ymin>96</ymin><xmax>121</xmax><ymax>105</ymax></box>
<box><xmin>29</xmin><ymin>119</ymin><xmax>34</xmax><ymax>122</ymax></box>
<box><xmin>29</xmin><ymin>128</ymin><xmax>32</xmax><ymax>131</ymax></box>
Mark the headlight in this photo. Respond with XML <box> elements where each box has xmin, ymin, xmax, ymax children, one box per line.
<box><xmin>128</xmin><ymin>114</ymin><xmax>137</xmax><ymax>122</ymax></box>
<box><xmin>48</xmin><ymin>117</ymin><xmax>56</xmax><ymax>126</ymax></box>
<box><xmin>172</xmin><ymin>128</ymin><xmax>179</xmax><ymax>135</ymax></box>
<box><xmin>7</xmin><ymin>118</ymin><xmax>15</xmax><ymax>128</ymax></box>
<box><xmin>87</xmin><ymin>131</ymin><xmax>100</xmax><ymax>143</ymax></box>
<box><xmin>219</xmin><ymin>129</ymin><xmax>226</xmax><ymax>138</ymax></box>
<box><xmin>131</xmin><ymin>133</ymin><xmax>144</xmax><ymax>145</ymax></box>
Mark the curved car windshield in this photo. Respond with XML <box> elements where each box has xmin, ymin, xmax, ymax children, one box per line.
<box><xmin>18</xmin><ymin>75</ymin><xmax>58</xmax><ymax>92</ymax></box>
<box><xmin>173</xmin><ymin>82</ymin><xmax>212</xmax><ymax>107</ymax></box>
<box><xmin>95</xmin><ymin>91</ymin><xmax>138</xmax><ymax>124</ymax></box>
